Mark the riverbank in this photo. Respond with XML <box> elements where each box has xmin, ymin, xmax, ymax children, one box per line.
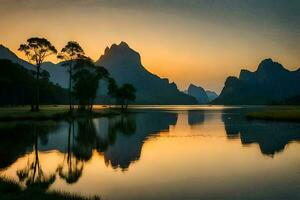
<box><xmin>0</xmin><ymin>176</ymin><xmax>99</xmax><ymax>200</ymax></box>
<box><xmin>247</xmin><ymin>106</ymin><xmax>300</xmax><ymax>121</ymax></box>
<box><xmin>0</xmin><ymin>106</ymin><xmax>120</xmax><ymax>121</ymax></box>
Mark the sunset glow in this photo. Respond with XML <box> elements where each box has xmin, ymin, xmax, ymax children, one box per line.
<box><xmin>1</xmin><ymin>0</ymin><xmax>299</xmax><ymax>92</ymax></box>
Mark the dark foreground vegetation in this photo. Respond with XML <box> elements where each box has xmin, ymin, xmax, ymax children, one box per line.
<box><xmin>0</xmin><ymin>37</ymin><xmax>136</xmax><ymax>119</ymax></box>
<box><xmin>247</xmin><ymin>107</ymin><xmax>300</xmax><ymax>121</ymax></box>
<box><xmin>0</xmin><ymin>176</ymin><xmax>99</xmax><ymax>200</ymax></box>
<box><xmin>0</xmin><ymin>59</ymin><xmax>68</xmax><ymax>106</ymax></box>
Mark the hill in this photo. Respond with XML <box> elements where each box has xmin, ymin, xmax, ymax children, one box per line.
<box><xmin>213</xmin><ymin>59</ymin><xmax>300</xmax><ymax>105</ymax></box>
<box><xmin>96</xmin><ymin>42</ymin><xmax>196</xmax><ymax>104</ymax></box>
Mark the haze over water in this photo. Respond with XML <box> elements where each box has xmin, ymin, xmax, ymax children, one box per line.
<box><xmin>1</xmin><ymin>106</ymin><xmax>300</xmax><ymax>200</ymax></box>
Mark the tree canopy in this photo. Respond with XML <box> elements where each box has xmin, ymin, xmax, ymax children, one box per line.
<box><xmin>19</xmin><ymin>37</ymin><xmax>57</xmax><ymax>66</ymax></box>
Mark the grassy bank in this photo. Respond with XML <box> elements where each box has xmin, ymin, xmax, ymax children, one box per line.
<box><xmin>247</xmin><ymin>106</ymin><xmax>300</xmax><ymax>121</ymax></box>
<box><xmin>0</xmin><ymin>177</ymin><xmax>99</xmax><ymax>200</ymax></box>
<box><xmin>0</xmin><ymin>105</ymin><xmax>120</xmax><ymax>121</ymax></box>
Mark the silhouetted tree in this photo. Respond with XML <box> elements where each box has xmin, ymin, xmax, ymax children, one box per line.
<box><xmin>58</xmin><ymin>41</ymin><xmax>85</xmax><ymax>111</ymax></box>
<box><xmin>72</xmin><ymin>57</ymin><xmax>109</xmax><ymax>111</ymax></box>
<box><xmin>116</xmin><ymin>84</ymin><xmax>136</xmax><ymax>111</ymax></box>
<box><xmin>18</xmin><ymin>37</ymin><xmax>57</xmax><ymax>111</ymax></box>
<box><xmin>107</xmin><ymin>77</ymin><xmax>118</xmax><ymax>106</ymax></box>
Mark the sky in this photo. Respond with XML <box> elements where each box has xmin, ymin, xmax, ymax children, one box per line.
<box><xmin>0</xmin><ymin>0</ymin><xmax>299</xmax><ymax>93</ymax></box>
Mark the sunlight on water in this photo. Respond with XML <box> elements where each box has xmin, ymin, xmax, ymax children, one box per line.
<box><xmin>1</xmin><ymin>106</ymin><xmax>300</xmax><ymax>200</ymax></box>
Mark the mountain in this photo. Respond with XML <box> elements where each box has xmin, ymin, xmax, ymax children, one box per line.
<box><xmin>41</xmin><ymin>62</ymin><xmax>68</xmax><ymax>88</ymax></box>
<box><xmin>187</xmin><ymin>84</ymin><xmax>209</xmax><ymax>104</ymax></box>
<box><xmin>1</xmin><ymin>43</ymin><xmax>196</xmax><ymax>104</ymax></box>
<box><xmin>205</xmin><ymin>90</ymin><xmax>218</xmax><ymax>101</ymax></box>
<box><xmin>0</xmin><ymin>44</ymin><xmax>68</xmax><ymax>87</ymax></box>
<box><xmin>0</xmin><ymin>44</ymin><xmax>33</xmax><ymax>70</ymax></box>
<box><xmin>213</xmin><ymin>59</ymin><xmax>300</xmax><ymax>105</ymax></box>
<box><xmin>96</xmin><ymin>42</ymin><xmax>196</xmax><ymax>104</ymax></box>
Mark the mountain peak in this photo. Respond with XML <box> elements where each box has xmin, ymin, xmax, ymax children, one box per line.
<box><xmin>257</xmin><ymin>58</ymin><xmax>286</xmax><ymax>73</ymax></box>
<box><xmin>119</xmin><ymin>41</ymin><xmax>129</xmax><ymax>47</ymax></box>
<box><xmin>108</xmin><ymin>41</ymin><xmax>132</xmax><ymax>51</ymax></box>
<box><xmin>97</xmin><ymin>42</ymin><xmax>141</xmax><ymax>67</ymax></box>
<box><xmin>188</xmin><ymin>84</ymin><xmax>203</xmax><ymax>90</ymax></box>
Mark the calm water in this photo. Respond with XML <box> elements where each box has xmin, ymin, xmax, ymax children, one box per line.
<box><xmin>1</xmin><ymin>106</ymin><xmax>300</xmax><ymax>200</ymax></box>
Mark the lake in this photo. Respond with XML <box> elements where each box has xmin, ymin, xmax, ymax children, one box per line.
<box><xmin>1</xmin><ymin>106</ymin><xmax>300</xmax><ymax>200</ymax></box>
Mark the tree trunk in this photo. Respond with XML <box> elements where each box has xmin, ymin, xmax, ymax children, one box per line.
<box><xmin>35</xmin><ymin>65</ymin><xmax>40</xmax><ymax>111</ymax></box>
<box><xmin>69</xmin><ymin>63</ymin><xmax>73</xmax><ymax>111</ymax></box>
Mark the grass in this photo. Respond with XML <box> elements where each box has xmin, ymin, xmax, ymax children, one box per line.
<box><xmin>0</xmin><ymin>105</ymin><xmax>120</xmax><ymax>121</ymax></box>
<box><xmin>0</xmin><ymin>176</ymin><xmax>100</xmax><ymax>200</ymax></box>
<box><xmin>247</xmin><ymin>106</ymin><xmax>300</xmax><ymax>121</ymax></box>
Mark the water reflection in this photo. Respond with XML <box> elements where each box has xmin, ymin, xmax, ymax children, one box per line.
<box><xmin>56</xmin><ymin>121</ymin><xmax>83</xmax><ymax>184</ymax></box>
<box><xmin>16</xmin><ymin>126</ymin><xmax>56</xmax><ymax>190</ymax></box>
<box><xmin>188</xmin><ymin>110</ymin><xmax>204</xmax><ymax>126</ymax></box>
<box><xmin>0</xmin><ymin>111</ymin><xmax>178</xmax><ymax>172</ymax></box>
<box><xmin>0</xmin><ymin>122</ymin><xmax>61</xmax><ymax>170</ymax></box>
<box><xmin>222</xmin><ymin>109</ymin><xmax>300</xmax><ymax>156</ymax></box>
<box><xmin>0</xmin><ymin>108</ymin><xmax>300</xmax><ymax>199</ymax></box>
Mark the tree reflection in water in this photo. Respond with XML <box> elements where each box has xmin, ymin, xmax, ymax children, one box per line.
<box><xmin>57</xmin><ymin>121</ymin><xmax>84</xmax><ymax>184</ymax></box>
<box><xmin>16</xmin><ymin>124</ymin><xmax>55</xmax><ymax>190</ymax></box>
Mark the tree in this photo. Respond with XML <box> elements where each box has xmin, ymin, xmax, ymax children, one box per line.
<box><xmin>0</xmin><ymin>59</ymin><xmax>67</xmax><ymax>107</ymax></box>
<box><xmin>72</xmin><ymin>57</ymin><xmax>109</xmax><ymax>111</ymax></box>
<box><xmin>57</xmin><ymin>41</ymin><xmax>85</xmax><ymax>111</ymax></box>
<box><xmin>116</xmin><ymin>84</ymin><xmax>136</xmax><ymax>111</ymax></box>
<box><xmin>107</xmin><ymin>77</ymin><xmax>118</xmax><ymax>106</ymax></box>
<box><xmin>18</xmin><ymin>37</ymin><xmax>57</xmax><ymax>111</ymax></box>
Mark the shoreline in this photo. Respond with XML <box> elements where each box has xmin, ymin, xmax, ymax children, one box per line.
<box><xmin>0</xmin><ymin>106</ymin><xmax>121</xmax><ymax>121</ymax></box>
<box><xmin>1</xmin><ymin>105</ymin><xmax>300</xmax><ymax>122</ymax></box>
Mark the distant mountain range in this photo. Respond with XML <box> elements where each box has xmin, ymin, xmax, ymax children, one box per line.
<box><xmin>2</xmin><ymin>43</ymin><xmax>298</xmax><ymax>105</ymax></box>
<box><xmin>213</xmin><ymin>59</ymin><xmax>300</xmax><ymax>105</ymax></box>
<box><xmin>0</xmin><ymin>43</ymin><xmax>196</xmax><ymax>104</ymax></box>
<box><xmin>184</xmin><ymin>84</ymin><xmax>218</xmax><ymax>104</ymax></box>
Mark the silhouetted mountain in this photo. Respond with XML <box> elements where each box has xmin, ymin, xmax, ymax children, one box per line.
<box><xmin>1</xmin><ymin>43</ymin><xmax>196</xmax><ymax>104</ymax></box>
<box><xmin>213</xmin><ymin>59</ymin><xmax>300</xmax><ymax>105</ymax></box>
<box><xmin>0</xmin><ymin>44</ymin><xmax>33</xmax><ymax>70</ymax></box>
<box><xmin>0</xmin><ymin>44</ymin><xmax>68</xmax><ymax>87</ymax></box>
<box><xmin>206</xmin><ymin>90</ymin><xmax>218</xmax><ymax>101</ymax></box>
<box><xmin>187</xmin><ymin>84</ymin><xmax>209</xmax><ymax>104</ymax></box>
<box><xmin>40</xmin><ymin>61</ymin><xmax>68</xmax><ymax>88</ymax></box>
<box><xmin>96</xmin><ymin>42</ymin><xmax>197</xmax><ymax>104</ymax></box>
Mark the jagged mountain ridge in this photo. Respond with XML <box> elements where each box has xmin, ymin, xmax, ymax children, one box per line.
<box><xmin>96</xmin><ymin>42</ymin><xmax>196</xmax><ymax>104</ymax></box>
<box><xmin>0</xmin><ymin>43</ymin><xmax>196</xmax><ymax>104</ymax></box>
<box><xmin>213</xmin><ymin>59</ymin><xmax>300</xmax><ymax>105</ymax></box>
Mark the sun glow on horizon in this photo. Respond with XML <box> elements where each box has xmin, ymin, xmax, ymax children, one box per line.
<box><xmin>1</xmin><ymin>0</ymin><xmax>299</xmax><ymax>92</ymax></box>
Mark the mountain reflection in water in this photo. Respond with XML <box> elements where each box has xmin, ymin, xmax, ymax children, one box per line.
<box><xmin>1</xmin><ymin>107</ymin><xmax>300</xmax><ymax>200</ymax></box>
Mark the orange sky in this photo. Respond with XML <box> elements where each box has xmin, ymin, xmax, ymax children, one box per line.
<box><xmin>0</xmin><ymin>0</ymin><xmax>299</xmax><ymax>93</ymax></box>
